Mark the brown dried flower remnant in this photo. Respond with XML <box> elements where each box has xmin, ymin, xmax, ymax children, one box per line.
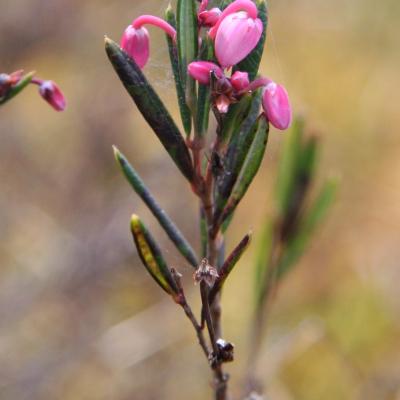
<box><xmin>194</xmin><ymin>258</ymin><xmax>219</xmax><ymax>287</ymax></box>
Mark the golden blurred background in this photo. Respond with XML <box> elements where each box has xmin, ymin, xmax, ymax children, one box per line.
<box><xmin>1</xmin><ymin>0</ymin><xmax>399</xmax><ymax>399</ymax></box>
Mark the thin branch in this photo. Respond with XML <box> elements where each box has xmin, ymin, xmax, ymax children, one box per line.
<box><xmin>171</xmin><ymin>268</ymin><xmax>210</xmax><ymax>358</ymax></box>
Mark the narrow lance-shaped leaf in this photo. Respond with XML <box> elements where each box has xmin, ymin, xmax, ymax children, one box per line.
<box><xmin>220</xmin><ymin>94</ymin><xmax>253</xmax><ymax>143</ymax></box>
<box><xmin>177</xmin><ymin>0</ymin><xmax>198</xmax><ymax>112</ymax></box>
<box><xmin>220</xmin><ymin>114</ymin><xmax>269</xmax><ymax>228</ymax></box>
<box><xmin>114</xmin><ymin>147</ymin><xmax>199</xmax><ymax>268</ymax></box>
<box><xmin>130</xmin><ymin>214</ymin><xmax>179</xmax><ymax>295</ymax></box>
<box><xmin>275</xmin><ymin>117</ymin><xmax>304</xmax><ymax>217</ymax></box>
<box><xmin>277</xmin><ymin>177</ymin><xmax>338</xmax><ymax>279</ymax></box>
<box><xmin>105</xmin><ymin>38</ymin><xmax>194</xmax><ymax>182</ymax></box>
<box><xmin>214</xmin><ymin>90</ymin><xmax>262</xmax><ymax>226</ymax></box>
<box><xmin>0</xmin><ymin>71</ymin><xmax>35</xmax><ymax>105</ymax></box>
<box><xmin>196</xmin><ymin>38</ymin><xmax>214</xmax><ymax>138</ymax></box>
<box><xmin>253</xmin><ymin>220</ymin><xmax>274</xmax><ymax>307</ymax></box>
<box><xmin>165</xmin><ymin>5</ymin><xmax>192</xmax><ymax>136</ymax></box>
<box><xmin>209</xmin><ymin>232</ymin><xmax>252</xmax><ymax>303</ymax></box>
<box><xmin>234</xmin><ymin>0</ymin><xmax>268</xmax><ymax>80</ymax></box>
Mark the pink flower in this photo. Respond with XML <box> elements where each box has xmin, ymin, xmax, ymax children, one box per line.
<box><xmin>214</xmin><ymin>11</ymin><xmax>262</xmax><ymax>68</ymax></box>
<box><xmin>207</xmin><ymin>0</ymin><xmax>262</xmax><ymax>68</ymax></box>
<box><xmin>262</xmin><ymin>82</ymin><xmax>291</xmax><ymax>130</ymax></box>
<box><xmin>38</xmin><ymin>80</ymin><xmax>66</xmax><ymax>111</ymax></box>
<box><xmin>120</xmin><ymin>15</ymin><xmax>176</xmax><ymax>69</ymax></box>
<box><xmin>121</xmin><ymin>25</ymin><xmax>150</xmax><ymax>68</ymax></box>
<box><xmin>188</xmin><ymin>61</ymin><xmax>224</xmax><ymax>85</ymax></box>
<box><xmin>230</xmin><ymin>71</ymin><xmax>249</xmax><ymax>91</ymax></box>
<box><xmin>199</xmin><ymin>8</ymin><xmax>222</xmax><ymax>27</ymax></box>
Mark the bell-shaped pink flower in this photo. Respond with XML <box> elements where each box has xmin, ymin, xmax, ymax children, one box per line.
<box><xmin>188</xmin><ymin>61</ymin><xmax>224</xmax><ymax>85</ymax></box>
<box><xmin>121</xmin><ymin>25</ymin><xmax>150</xmax><ymax>68</ymax></box>
<box><xmin>38</xmin><ymin>80</ymin><xmax>66</xmax><ymax>111</ymax></box>
<box><xmin>262</xmin><ymin>82</ymin><xmax>291</xmax><ymax>130</ymax></box>
<box><xmin>199</xmin><ymin>8</ymin><xmax>222</xmax><ymax>27</ymax></box>
<box><xmin>214</xmin><ymin>11</ymin><xmax>263</xmax><ymax>68</ymax></box>
<box><xmin>230</xmin><ymin>71</ymin><xmax>249</xmax><ymax>91</ymax></box>
<box><xmin>120</xmin><ymin>15</ymin><xmax>176</xmax><ymax>69</ymax></box>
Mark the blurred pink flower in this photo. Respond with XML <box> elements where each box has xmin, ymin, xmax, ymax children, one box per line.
<box><xmin>188</xmin><ymin>61</ymin><xmax>224</xmax><ymax>85</ymax></box>
<box><xmin>262</xmin><ymin>82</ymin><xmax>291</xmax><ymax>130</ymax></box>
<box><xmin>38</xmin><ymin>80</ymin><xmax>66</xmax><ymax>111</ymax></box>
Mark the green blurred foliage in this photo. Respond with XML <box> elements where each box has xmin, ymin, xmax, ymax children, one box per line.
<box><xmin>0</xmin><ymin>0</ymin><xmax>399</xmax><ymax>399</ymax></box>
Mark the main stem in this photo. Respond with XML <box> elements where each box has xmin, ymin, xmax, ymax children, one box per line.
<box><xmin>193</xmin><ymin>135</ymin><xmax>229</xmax><ymax>400</ymax></box>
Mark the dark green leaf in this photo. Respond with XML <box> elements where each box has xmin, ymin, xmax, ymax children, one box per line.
<box><xmin>209</xmin><ymin>232</ymin><xmax>251</xmax><ymax>303</ymax></box>
<box><xmin>275</xmin><ymin>117</ymin><xmax>304</xmax><ymax>217</ymax></box>
<box><xmin>220</xmin><ymin>114</ymin><xmax>269</xmax><ymax>226</ymax></box>
<box><xmin>277</xmin><ymin>177</ymin><xmax>338</xmax><ymax>279</ymax></box>
<box><xmin>130</xmin><ymin>214</ymin><xmax>179</xmax><ymax>295</ymax></box>
<box><xmin>220</xmin><ymin>94</ymin><xmax>253</xmax><ymax>143</ymax></box>
<box><xmin>253</xmin><ymin>220</ymin><xmax>274</xmax><ymax>307</ymax></box>
<box><xmin>105</xmin><ymin>37</ymin><xmax>194</xmax><ymax>182</ymax></box>
<box><xmin>114</xmin><ymin>147</ymin><xmax>199</xmax><ymax>268</ymax></box>
<box><xmin>195</xmin><ymin>38</ymin><xmax>214</xmax><ymax>138</ymax></box>
<box><xmin>165</xmin><ymin>5</ymin><xmax>192</xmax><ymax>136</ymax></box>
<box><xmin>177</xmin><ymin>0</ymin><xmax>198</xmax><ymax>111</ymax></box>
<box><xmin>214</xmin><ymin>90</ymin><xmax>262</xmax><ymax>226</ymax></box>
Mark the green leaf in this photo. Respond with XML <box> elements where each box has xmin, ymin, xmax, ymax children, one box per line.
<box><xmin>253</xmin><ymin>220</ymin><xmax>274</xmax><ymax>307</ymax></box>
<box><xmin>105</xmin><ymin>37</ymin><xmax>194</xmax><ymax>182</ymax></box>
<box><xmin>214</xmin><ymin>90</ymin><xmax>262</xmax><ymax>226</ymax></box>
<box><xmin>220</xmin><ymin>94</ymin><xmax>253</xmax><ymax>143</ymax></box>
<box><xmin>275</xmin><ymin>117</ymin><xmax>304</xmax><ymax>217</ymax></box>
<box><xmin>234</xmin><ymin>0</ymin><xmax>268</xmax><ymax>80</ymax></box>
<box><xmin>114</xmin><ymin>147</ymin><xmax>199</xmax><ymax>268</ymax></box>
<box><xmin>220</xmin><ymin>114</ymin><xmax>269</xmax><ymax>226</ymax></box>
<box><xmin>165</xmin><ymin>5</ymin><xmax>192</xmax><ymax>136</ymax></box>
<box><xmin>130</xmin><ymin>214</ymin><xmax>179</xmax><ymax>295</ymax></box>
<box><xmin>195</xmin><ymin>38</ymin><xmax>214</xmax><ymax>138</ymax></box>
<box><xmin>0</xmin><ymin>71</ymin><xmax>35</xmax><ymax>105</ymax></box>
<box><xmin>209</xmin><ymin>232</ymin><xmax>251</xmax><ymax>303</ymax></box>
<box><xmin>277</xmin><ymin>177</ymin><xmax>338</xmax><ymax>279</ymax></box>
<box><xmin>177</xmin><ymin>0</ymin><xmax>198</xmax><ymax>111</ymax></box>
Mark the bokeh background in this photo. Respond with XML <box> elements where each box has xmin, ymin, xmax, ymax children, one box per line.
<box><xmin>1</xmin><ymin>0</ymin><xmax>399</xmax><ymax>399</ymax></box>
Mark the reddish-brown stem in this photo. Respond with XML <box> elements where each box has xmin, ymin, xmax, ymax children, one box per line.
<box><xmin>190</xmin><ymin>133</ymin><xmax>229</xmax><ymax>400</ymax></box>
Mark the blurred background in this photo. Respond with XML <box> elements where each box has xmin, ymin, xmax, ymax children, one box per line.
<box><xmin>1</xmin><ymin>0</ymin><xmax>399</xmax><ymax>399</ymax></box>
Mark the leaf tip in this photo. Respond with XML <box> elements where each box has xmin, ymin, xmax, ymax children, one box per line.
<box><xmin>130</xmin><ymin>214</ymin><xmax>141</xmax><ymax>233</ymax></box>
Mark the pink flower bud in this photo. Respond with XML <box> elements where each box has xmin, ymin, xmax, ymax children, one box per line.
<box><xmin>230</xmin><ymin>71</ymin><xmax>249</xmax><ymax>91</ymax></box>
<box><xmin>188</xmin><ymin>61</ymin><xmax>224</xmax><ymax>85</ymax></box>
<box><xmin>214</xmin><ymin>11</ymin><xmax>263</xmax><ymax>68</ymax></box>
<box><xmin>38</xmin><ymin>80</ymin><xmax>66</xmax><ymax>111</ymax></box>
<box><xmin>262</xmin><ymin>82</ymin><xmax>292</xmax><ymax>130</ymax></box>
<box><xmin>199</xmin><ymin>8</ymin><xmax>222</xmax><ymax>27</ymax></box>
<box><xmin>121</xmin><ymin>16</ymin><xmax>176</xmax><ymax>69</ymax></box>
<box><xmin>121</xmin><ymin>25</ymin><xmax>150</xmax><ymax>68</ymax></box>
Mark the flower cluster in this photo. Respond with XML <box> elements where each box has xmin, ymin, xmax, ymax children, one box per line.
<box><xmin>120</xmin><ymin>0</ymin><xmax>291</xmax><ymax>130</ymax></box>
<box><xmin>0</xmin><ymin>70</ymin><xmax>66</xmax><ymax>111</ymax></box>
